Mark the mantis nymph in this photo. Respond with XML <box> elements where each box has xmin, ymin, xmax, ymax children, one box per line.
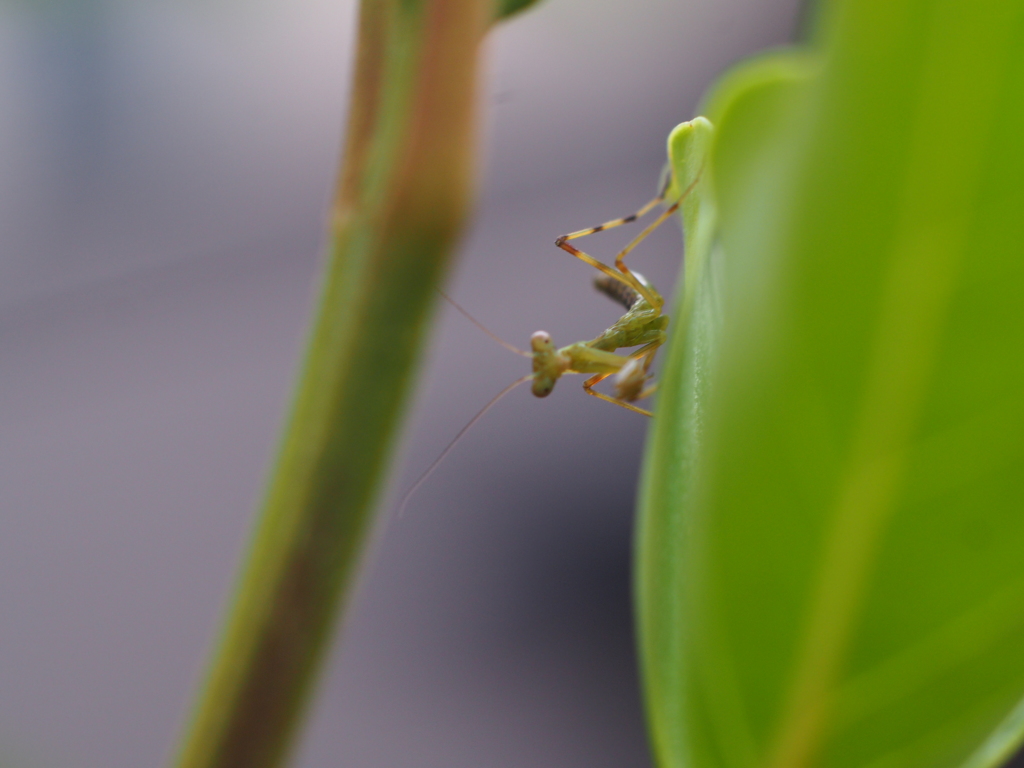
<box><xmin>525</xmin><ymin>116</ymin><xmax>714</xmax><ymax>416</ymax></box>
<box><xmin>399</xmin><ymin>120</ymin><xmax>712</xmax><ymax>512</ymax></box>
<box><xmin>532</xmin><ymin>162</ymin><xmax>703</xmax><ymax>416</ymax></box>
<box><xmin>400</xmin><ymin>117</ymin><xmax>713</xmax><ymax>510</ymax></box>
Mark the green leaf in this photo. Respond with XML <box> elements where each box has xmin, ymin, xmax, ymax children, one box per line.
<box><xmin>637</xmin><ymin>52</ymin><xmax>816</xmax><ymax>768</ymax></box>
<box><xmin>635</xmin><ymin>114</ymin><xmax>720</xmax><ymax>768</ymax></box>
<box><xmin>637</xmin><ymin>4</ymin><xmax>1024</xmax><ymax>768</ymax></box>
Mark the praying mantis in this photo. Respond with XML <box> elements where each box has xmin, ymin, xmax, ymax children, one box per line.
<box><xmin>503</xmin><ymin>115</ymin><xmax>713</xmax><ymax>417</ymax></box>
<box><xmin>529</xmin><ymin>164</ymin><xmax>702</xmax><ymax>417</ymax></box>
<box><xmin>400</xmin><ymin>118</ymin><xmax>714</xmax><ymax>510</ymax></box>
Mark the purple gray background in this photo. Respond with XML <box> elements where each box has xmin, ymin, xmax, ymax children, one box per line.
<box><xmin>0</xmin><ymin>1</ymin><xmax>804</xmax><ymax>766</ymax></box>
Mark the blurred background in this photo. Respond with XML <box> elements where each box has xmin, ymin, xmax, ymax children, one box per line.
<box><xmin>0</xmin><ymin>0</ymin><xmax>804</xmax><ymax>766</ymax></box>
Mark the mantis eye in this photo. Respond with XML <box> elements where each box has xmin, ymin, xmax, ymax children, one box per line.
<box><xmin>530</xmin><ymin>331</ymin><xmax>554</xmax><ymax>353</ymax></box>
<box><xmin>532</xmin><ymin>376</ymin><xmax>555</xmax><ymax>398</ymax></box>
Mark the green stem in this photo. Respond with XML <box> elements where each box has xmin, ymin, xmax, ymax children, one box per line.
<box><xmin>172</xmin><ymin>1</ymin><xmax>490</xmax><ymax>766</ymax></box>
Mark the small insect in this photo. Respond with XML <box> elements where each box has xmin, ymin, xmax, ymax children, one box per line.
<box><xmin>398</xmin><ymin>117</ymin><xmax>713</xmax><ymax>515</ymax></box>
<box><xmin>398</xmin><ymin>170</ymin><xmax>701</xmax><ymax>514</ymax></box>
<box><xmin>531</xmin><ymin>173</ymin><xmax>691</xmax><ymax>415</ymax></box>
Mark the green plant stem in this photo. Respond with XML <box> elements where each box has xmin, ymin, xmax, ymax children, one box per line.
<box><xmin>171</xmin><ymin>1</ymin><xmax>490</xmax><ymax>766</ymax></box>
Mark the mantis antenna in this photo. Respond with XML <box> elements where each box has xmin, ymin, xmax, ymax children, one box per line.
<box><xmin>398</xmin><ymin>292</ymin><xmax>533</xmax><ymax>515</ymax></box>
<box><xmin>438</xmin><ymin>290</ymin><xmax>531</xmax><ymax>357</ymax></box>
<box><xmin>397</xmin><ymin>373</ymin><xmax>533</xmax><ymax>517</ymax></box>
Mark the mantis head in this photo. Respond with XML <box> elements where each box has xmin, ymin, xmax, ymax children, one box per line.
<box><xmin>530</xmin><ymin>330</ymin><xmax>568</xmax><ymax>398</ymax></box>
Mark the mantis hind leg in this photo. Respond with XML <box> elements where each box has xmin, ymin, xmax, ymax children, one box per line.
<box><xmin>611</xmin><ymin>171</ymin><xmax>704</xmax><ymax>285</ymax></box>
<box><xmin>557</xmin><ymin>175</ymin><xmax>670</xmax><ymax>242</ymax></box>
<box><xmin>554</xmin><ymin>184</ymin><xmax>671</xmax><ymax>310</ymax></box>
<box><xmin>553</xmin><ymin>170</ymin><xmax>703</xmax><ymax>311</ymax></box>
<box><xmin>552</xmin><ymin>241</ymin><xmax>655</xmax><ymax>311</ymax></box>
<box><xmin>554</xmin><ymin>239</ymin><xmax>658</xmax><ymax>310</ymax></box>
